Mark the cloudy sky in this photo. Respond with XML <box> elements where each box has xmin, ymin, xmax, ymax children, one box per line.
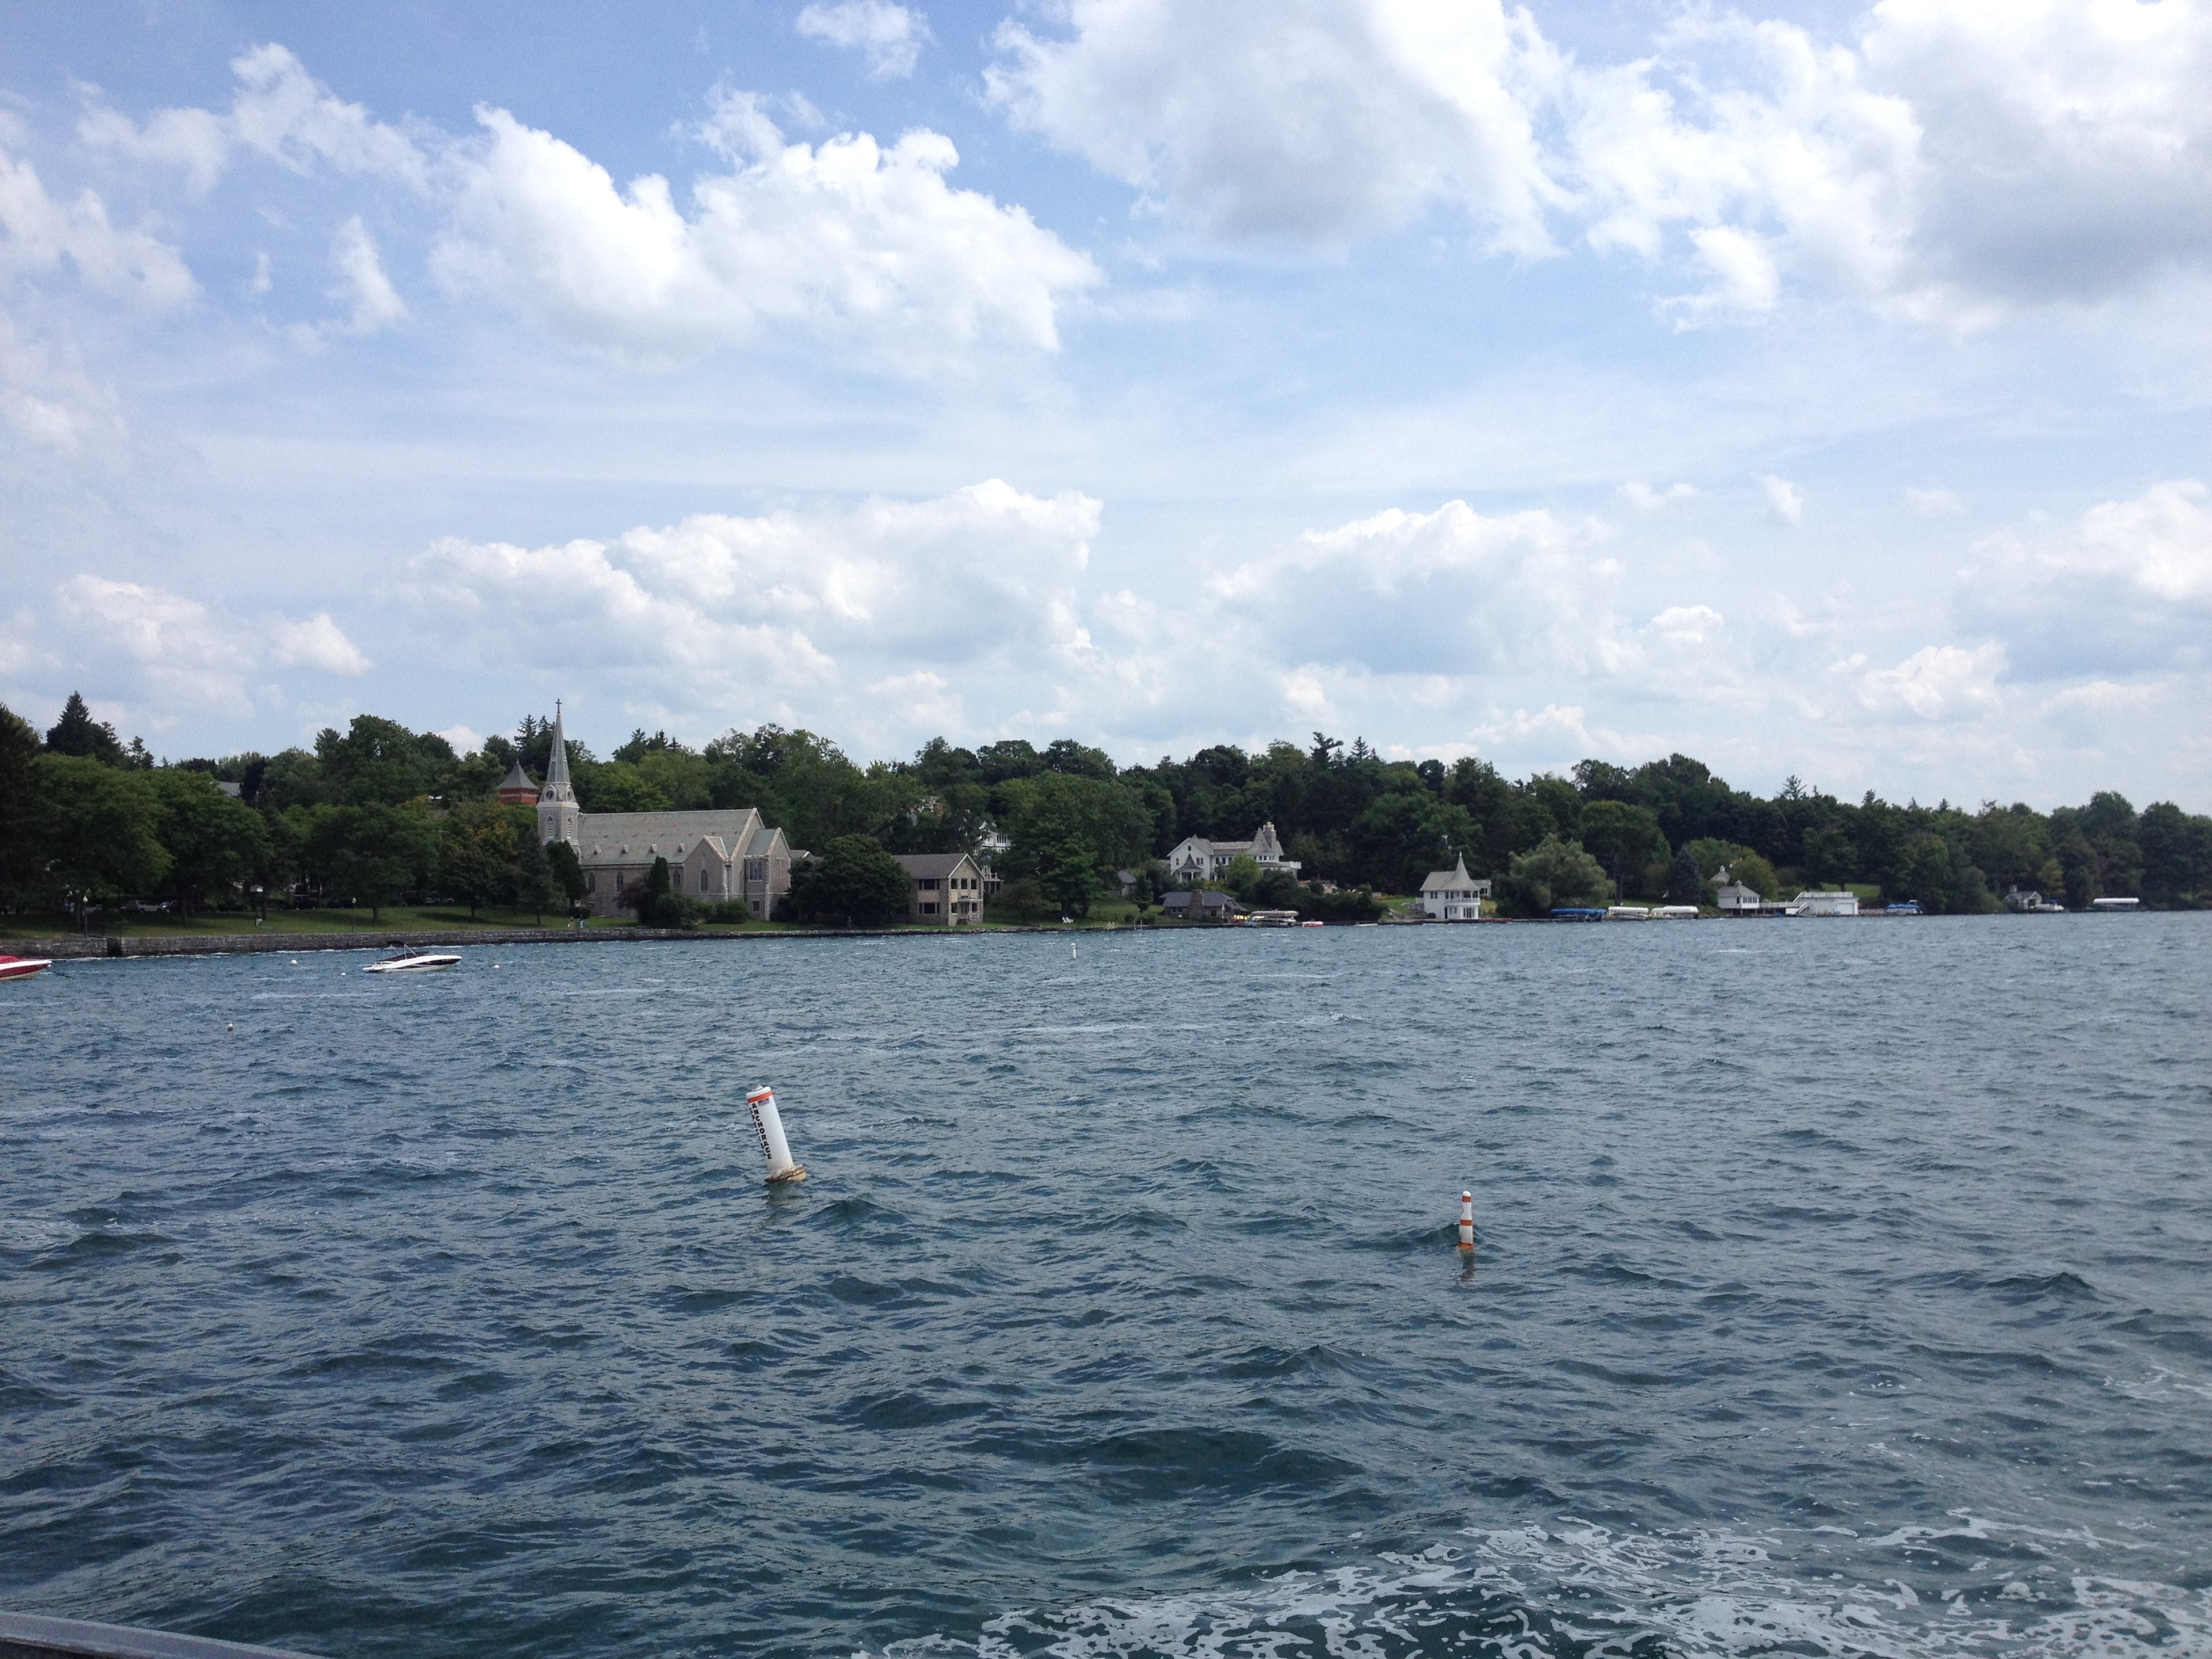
<box><xmin>3</xmin><ymin>0</ymin><xmax>2209</xmax><ymax>805</ymax></box>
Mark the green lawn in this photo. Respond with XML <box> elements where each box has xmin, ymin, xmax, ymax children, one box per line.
<box><xmin>1</xmin><ymin>905</ymin><xmax>605</xmax><ymax>939</ymax></box>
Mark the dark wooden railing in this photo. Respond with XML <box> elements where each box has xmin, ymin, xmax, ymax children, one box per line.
<box><xmin>0</xmin><ymin>1612</ymin><xmax>316</xmax><ymax>1659</ymax></box>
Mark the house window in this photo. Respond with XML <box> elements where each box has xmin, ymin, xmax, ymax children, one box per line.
<box><xmin>921</xmin><ymin>901</ymin><xmax>938</xmax><ymax>914</ymax></box>
<box><xmin>586</xmin><ymin>872</ymin><xmax>596</xmax><ymax>893</ymax></box>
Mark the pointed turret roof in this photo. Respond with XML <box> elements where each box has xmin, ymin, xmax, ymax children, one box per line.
<box><xmin>541</xmin><ymin>701</ymin><xmax>575</xmax><ymax>802</ymax></box>
<box><xmin>499</xmin><ymin>760</ymin><xmax>532</xmax><ymax>792</ymax></box>
<box><xmin>1421</xmin><ymin>853</ymin><xmax>1476</xmax><ymax>893</ymax></box>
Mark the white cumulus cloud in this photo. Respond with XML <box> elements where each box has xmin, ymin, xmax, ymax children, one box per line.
<box><xmin>796</xmin><ymin>1</ymin><xmax>933</xmax><ymax>80</ymax></box>
<box><xmin>1905</xmin><ymin>486</ymin><xmax>1963</xmax><ymax>516</ymax></box>
<box><xmin>1622</xmin><ymin>481</ymin><xmax>1698</xmax><ymax>513</ymax></box>
<box><xmin>1851</xmin><ymin>641</ymin><xmax>2007</xmax><ymax>719</ymax></box>
<box><xmin>24</xmin><ymin>575</ymin><xmax>371</xmax><ymax>720</ymax></box>
<box><xmin>0</xmin><ymin>148</ymin><xmax>197</xmax><ymax>306</ymax></box>
<box><xmin>405</xmin><ymin>481</ymin><xmax>1105</xmax><ymax>737</ymax></box>
<box><xmin>328</xmin><ymin>216</ymin><xmax>405</xmax><ymax>334</ymax></box>
<box><xmin>432</xmin><ymin>94</ymin><xmax>1099</xmax><ymax>365</ymax></box>
<box><xmin>71</xmin><ymin>47</ymin><xmax>1090</xmax><ymax>368</ymax></box>
<box><xmin>986</xmin><ymin>0</ymin><xmax>1565</xmax><ymax>253</ymax></box>
<box><xmin>272</xmin><ymin>610</ymin><xmax>373</xmax><ymax>674</ymax></box>
<box><xmin>2060</xmin><ymin>479</ymin><xmax>2212</xmax><ymax>603</ymax></box>
<box><xmin>78</xmin><ymin>43</ymin><xmax>428</xmax><ymax>194</ymax></box>
<box><xmin>986</xmin><ymin>0</ymin><xmax>2212</xmax><ymax>321</ymax></box>
<box><xmin>1762</xmin><ymin>474</ymin><xmax>1805</xmax><ymax>525</ymax></box>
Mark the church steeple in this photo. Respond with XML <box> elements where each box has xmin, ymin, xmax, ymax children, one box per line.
<box><xmin>540</xmin><ymin>700</ymin><xmax>575</xmax><ymax>803</ymax></box>
<box><xmin>537</xmin><ymin>699</ymin><xmax>581</xmax><ymax>848</ymax></box>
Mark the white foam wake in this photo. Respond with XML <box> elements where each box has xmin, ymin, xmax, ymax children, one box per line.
<box><xmin>869</xmin><ymin>1515</ymin><xmax>2211</xmax><ymax>1658</ymax></box>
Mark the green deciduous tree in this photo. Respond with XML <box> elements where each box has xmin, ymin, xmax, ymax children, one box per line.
<box><xmin>512</xmin><ymin>830</ymin><xmax>560</xmax><ymax>923</ymax></box>
<box><xmin>438</xmin><ymin>800</ymin><xmax>519</xmax><ymax>919</ymax></box>
<box><xmin>1348</xmin><ymin>788</ymin><xmax>1479</xmax><ymax>894</ymax></box>
<box><xmin>997</xmin><ymin>772</ymin><xmax>1152</xmax><ymax>882</ymax></box>
<box><xmin>304</xmin><ymin>802</ymin><xmax>438</xmax><ymax>920</ymax></box>
<box><xmin>28</xmin><ymin>754</ymin><xmax>171</xmax><ymax>909</ymax></box>
<box><xmin>1038</xmin><ymin>836</ymin><xmax>1102</xmax><ymax>917</ymax></box>
<box><xmin>577</xmin><ymin>760</ymin><xmax>671</xmax><ymax>813</ymax></box>
<box><xmin>1725</xmin><ymin>850</ymin><xmax>1780</xmax><ymax>899</ymax></box>
<box><xmin>316</xmin><ymin>715</ymin><xmax>457</xmax><ymax>806</ymax></box>
<box><xmin>1496</xmin><ymin>834</ymin><xmax>1610</xmax><ymax>916</ymax></box>
<box><xmin>148</xmin><ymin>769</ymin><xmax>272</xmax><ymax>914</ymax></box>
<box><xmin>1296</xmin><ymin>884</ymin><xmax>1383</xmax><ymax>922</ymax></box>
<box><xmin>0</xmin><ymin>703</ymin><xmax>43</xmax><ymax>912</ymax></box>
<box><xmin>786</xmin><ymin>834</ymin><xmax>911</xmax><ymax>926</ymax></box>
<box><xmin>2137</xmin><ymin>802</ymin><xmax>2212</xmax><ymax>907</ymax></box>
<box><xmin>1576</xmin><ymin>800</ymin><xmax>1668</xmax><ymax>899</ymax></box>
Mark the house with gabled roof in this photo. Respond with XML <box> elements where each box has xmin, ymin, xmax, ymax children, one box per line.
<box><xmin>1418</xmin><ymin>854</ymin><xmax>1490</xmax><ymax>920</ymax></box>
<box><xmin>1162</xmin><ymin>889</ymin><xmax>1240</xmax><ymax>922</ymax></box>
<box><xmin>1164</xmin><ymin>821</ymin><xmax>1301</xmax><ymax>884</ymax></box>
<box><xmin>893</xmin><ymin>852</ymin><xmax>987</xmax><ymax>924</ymax></box>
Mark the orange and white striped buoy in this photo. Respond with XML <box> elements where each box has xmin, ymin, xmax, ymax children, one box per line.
<box><xmin>1456</xmin><ymin>1191</ymin><xmax>1475</xmax><ymax>1251</ymax></box>
<box><xmin>746</xmin><ymin>1085</ymin><xmax>806</xmax><ymax>1184</ymax></box>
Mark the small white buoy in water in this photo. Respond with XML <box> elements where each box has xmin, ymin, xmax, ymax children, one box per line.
<box><xmin>746</xmin><ymin>1085</ymin><xmax>806</xmax><ymax>1184</ymax></box>
<box><xmin>226</xmin><ymin>1023</ymin><xmax>234</xmax><ymax>1033</ymax></box>
<box><xmin>1457</xmin><ymin>1191</ymin><xmax>1475</xmax><ymax>1252</ymax></box>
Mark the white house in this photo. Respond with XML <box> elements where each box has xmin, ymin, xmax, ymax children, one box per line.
<box><xmin>1419</xmin><ymin>855</ymin><xmax>1490</xmax><ymax>920</ymax></box>
<box><xmin>1164</xmin><ymin>821</ymin><xmax>1301</xmax><ymax>884</ymax></box>
<box><xmin>1713</xmin><ymin>864</ymin><xmax>1768</xmax><ymax>913</ymax></box>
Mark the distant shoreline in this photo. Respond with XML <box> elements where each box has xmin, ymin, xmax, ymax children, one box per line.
<box><xmin>8</xmin><ymin>907</ymin><xmax>2156</xmax><ymax>961</ymax></box>
<box><xmin>1</xmin><ymin>924</ymin><xmax>1153</xmax><ymax>960</ymax></box>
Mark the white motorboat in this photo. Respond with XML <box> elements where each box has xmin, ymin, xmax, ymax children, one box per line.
<box><xmin>363</xmin><ymin>950</ymin><xmax>462</xmax><ymax>974</ymax></box>
<box><xmin>0</xmin><ymin>954</ymin><xmax>53</xmax><ymax>981</ymax></box>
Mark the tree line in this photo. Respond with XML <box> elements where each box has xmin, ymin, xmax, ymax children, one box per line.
<box><xmin>5</xmin><ymin>692</ymin><xmax>2209</xmax><ymax>923</ymax></box>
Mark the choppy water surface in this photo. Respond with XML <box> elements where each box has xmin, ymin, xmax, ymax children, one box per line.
<box><xmin>4</xmin><ymin>919</ymin><xmax>2209</xmax><ymax>1658</ymax></box>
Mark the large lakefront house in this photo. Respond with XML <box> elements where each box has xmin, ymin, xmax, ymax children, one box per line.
<box><xmin>535</xmin><ymin>707</ymin><xmax>794</xmax><ymax>918</ymax></box>
<box><xmin>892</xmin><ymin>853</ymin><xmax>988</xmax><ymax>924</ymax></box>
<box><xmin>1164</xmin><ymin>822</ymin><xmax>1302</xmax><ymax>884</ymax></box>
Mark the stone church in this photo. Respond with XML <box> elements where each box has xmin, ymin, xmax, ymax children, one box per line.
<box><xmin>535</xmin><ymin>706</ymin><xmax>794</xmax><ymax>919</ymax></box>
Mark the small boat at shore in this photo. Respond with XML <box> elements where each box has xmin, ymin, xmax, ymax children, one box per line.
<box><xmin>0</xmin><ymin>954</ymin><xmax>53</xmax><ymax>981</ymax></box>
<box><xmin>363</xmin><ymin>949</ymin><xmax>461</xmax><ymax>974</ymax></box>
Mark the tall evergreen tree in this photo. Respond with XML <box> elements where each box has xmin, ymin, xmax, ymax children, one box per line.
<box><xmin>44</xmin><ymin>692</ymin><xmax>127</xmax><ymax>766</ymax></box>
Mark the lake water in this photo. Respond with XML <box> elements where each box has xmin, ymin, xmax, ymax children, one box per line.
<box><xmin>3</xmin><ymin>918</ymin><xmax>2209</xmax><ymax>1658</ymax></box>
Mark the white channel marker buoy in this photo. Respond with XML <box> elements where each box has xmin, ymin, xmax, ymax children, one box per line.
<box><xmin>746</xmin><ymin>1085</ymin><xmax>806</xmax><ymax>1184</ymax></box>
<box><xmin>1457</xmin><ymin>1191</ymin><xmax>1475</xmax><ymax>1252</ymax></box>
